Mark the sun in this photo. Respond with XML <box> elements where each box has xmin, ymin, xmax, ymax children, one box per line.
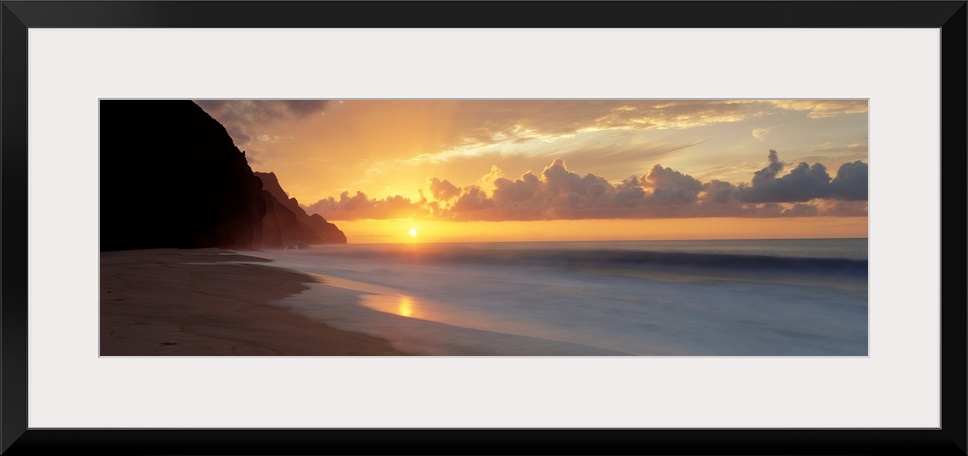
<box><xmin>409</xmin><ymin>228</ymin><xmax>417</xmax><ymax>237</ymax></box>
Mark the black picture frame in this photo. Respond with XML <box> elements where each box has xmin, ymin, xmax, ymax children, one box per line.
<box><xmin>2</xmin><ymin>1</ymin><xmax>965</xmax><ymax>455</ymax></box>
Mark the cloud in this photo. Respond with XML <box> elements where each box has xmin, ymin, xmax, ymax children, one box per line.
<box><xmin>194</xmin><ymin>100</ymin><xmax>329</xmax><ymax>149</ymax></box>
<box><xmin>743</xmin><ymin>161</ymin><xmax>833</xmax><ymax>203</ymax></box>
<box><xmin>196</xmin><ymin>100</ymin><xmax>328</xmax><ymax>124</ymax></box>
<box><xmin>829</xmin><ymin>161</ymin><xmax>868</xmax><ymax>200</ymax></box>
<box><xmin>699</xmin><ymin>180</ymin><xmax>738</xmax><ymax>204</ymax></box>
<box><xmin>256</xmin><ymin>134</ymin><xmax>294</xmax><ymax>143</ymax></box>
<box><xmin>813</xmin><ymin>141</ymin><xmax>868</xmax><ymax>155</ymax></box>
<box><xmin>815</xmin><ymin>200</ymin><xmax>869</xmax><ymax>217</ymax></box>
<box><xmin>197</xmin><ymin>100</ymin><xmax>865</xmax><ymax>160</ymax></box>
<box><xmin>782</xmin><ymin>203</ymin><xmax>821</xmax><ymax>217</ymax></box>
<box><xmin>751</xmin><ymin>149</ymin><xmax>786</xmax><ymax>185</ymax></box>
<box><xmin>280</xmin><ymin>100</ymin><xmax>329</xmax><ymax>117</ymax></box>
<box><xmin>752</xmin><ymin>125</ymin><xmax>778</xmax><ymax>141</ymax></box>
<box><xmin>493</xmin><ymin>172</ymin><xmax>541</xmax><ymax>204</ymax></box>
<box><xmin>432</xmin><ymin>100</ymin><xmax>865</xmax><ymax>157</ymax></box>
<box><xmin>475</xmin><ymin>165</ymin><xmax>505</xmax><ymax>194</ymax></box>
<box><xmin>614</xmin><ymin>176</ymin><xmax>647</xmax><ymax>207</ymax></box>
<box><xmin>767</xmin><ymin>100</ymin><xmax>868</xmax><ymax>118</ymax></box>
<box><xmin>641</xmin><ymin>164</ymin><xmax>703</xmax><ymax>204</ymax></box>
<box><xmin>304</xmin><ymin>190</ymin><xmax>428</xmax><ymax>220</ymax></box>
<box><xmin>451</xmin><ymin>186</ymin><xmax>495</xmax><ymax>213</ymax></box>
<box><xmin>542</xmin><ymin>158</ymin><xmax>583</xmax><ymax>196</ymax></box>
<box><xmin>399</xmin><ymin>100</ymin><xmax>765</xmax><ymax>166</ymax></box>
<box><xmin>428</xmin><ymin>177</ymin><xmax>461</xmax><ymax>202</ymax></box>
<box><xmin>305</xmin><ymin>151</ymin><xmax>868</xmax><ymax>221</ymax></box>
<box><xmin>739</xmin><ymin>150</ymin><xmax>869</xmax><ymax>204</ymax></box>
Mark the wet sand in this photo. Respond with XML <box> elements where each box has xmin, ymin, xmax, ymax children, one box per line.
<box><xmin>100</xmin><ymin>249</ymin><xmax>406</xmax><ymax>356</ymax></box>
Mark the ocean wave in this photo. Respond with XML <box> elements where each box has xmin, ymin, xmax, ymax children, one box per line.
<box><xmin>310</xmin><ymin>246</ymin><xmax>868</xmax><ymax>278</ymax></box>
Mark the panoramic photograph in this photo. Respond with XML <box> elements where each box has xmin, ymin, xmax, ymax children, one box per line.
<box><xmin>99</xmin><ymin>99</ymin><xmax>868</xmax><ymax>356</ymax></box>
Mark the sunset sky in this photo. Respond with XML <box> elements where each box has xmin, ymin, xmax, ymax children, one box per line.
<box><xmin>196</xmin><ymin>100</ymin><xmax>868</xmax><ymax>243</ymax></box>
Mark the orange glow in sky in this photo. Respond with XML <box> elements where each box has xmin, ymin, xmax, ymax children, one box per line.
<box><xmin>196</xmin><ymin>100</ymin><xmax>869</xmax><ymax>243</ymax></box>
<box><xmin>336</xmin><ymin>217</ymin><xmax>869</xmax><ymax>245</ymax></box>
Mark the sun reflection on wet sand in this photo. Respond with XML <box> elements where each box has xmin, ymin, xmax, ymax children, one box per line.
<box><xmin>359</xmin><ymin>293</ymin><xmax>422</xmax><ymax>319</ymax></box>
<box><xmin>398</xmin><ymin>296</ymin><xmax>414</xmax><ymax>317</ymax></box>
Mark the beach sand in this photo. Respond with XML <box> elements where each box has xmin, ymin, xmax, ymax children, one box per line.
<box><xmin>100</xmin><ymin>249</ymin><xmax>406</xmax><ymax>356</ymax></box>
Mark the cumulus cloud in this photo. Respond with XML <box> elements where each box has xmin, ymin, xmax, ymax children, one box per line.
<box><xmin>542</xmin><ymin>158</ymin><xmax>596</xmax><ymax>198</ymax></box>
<box><xmin>493</xmin><ymin>172</ymin><xmax>541</xmax><ymax>205</ymax></box>
<box><xmin>743</xmin><ymin>161</ymin><xmax>833</xmax><ymax>203</ymax></box>
<box><xmin>739</xmin><ymin>150</ymin><xmax>869</xmax><ymax>204</ymax></box>
<box><xmin>451</xmin><ymin>186</ymin><xmax>495</xmax><ymax>213</ymax></box>
<box><xmin>475</xmin><ymin>165</ymin><xmax>506</xmax><ymax>194</ymax></box>
<box><xmin>304</xmin><ymin>190</ymin><xmax>428</xmax><ymax>220</ymax></box>
<box><xmin>751</xmin><ymin>149</ymin><xmax>786</xmax><ymax>185</ymax></box>
<box><xmin>428</xmin><ymin>177</ymin><xmax>461</xmax><ymax>202</ymax></box>
<box><xmin>641</xmin><ymin>165</ymin><xmax>703</xmax><ymax>204</ymax></box>
<box><xmin>829</xmin><ymin>160</ymin><xmax>868</xmax><ymax>200</ymax></box>
<box><xmin>305</xmin><ymin>150</ymin><xmax>868</xmax><ymax>221</ymax></box>
<box><xmin>699</xmin><ymin>180</ymin><xmax>737</xmax><ymax>204</ymax></box>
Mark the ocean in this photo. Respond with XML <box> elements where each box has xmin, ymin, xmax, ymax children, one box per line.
<box><xmin>254</xmin><ymin>238</ymin><xmax>868</xmax><ymax>356</ymax></box>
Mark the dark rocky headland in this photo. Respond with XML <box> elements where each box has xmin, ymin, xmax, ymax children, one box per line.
<box><xmin>100</xmin><ymin>100</ymin><xmax>345</xmax><ymax>251</ymax></box>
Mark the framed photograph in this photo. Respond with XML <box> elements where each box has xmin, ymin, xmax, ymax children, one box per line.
<box><xmin>2</xmin><ymin>1</ymin><xmax>964</xmax><ymax>454</ymax></box>
<box><xmin>98</xmin><ymin>98</ymin><xmax>873</xmax><ymax>358</ymax></box>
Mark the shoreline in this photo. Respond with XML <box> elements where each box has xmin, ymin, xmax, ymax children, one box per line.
<box><xmin>100</xmin><ymin>248</ymin><xmax>407</xmax><ymax>356</ymax></box>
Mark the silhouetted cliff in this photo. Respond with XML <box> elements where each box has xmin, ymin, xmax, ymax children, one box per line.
<box><xmin>256</xmin><ymin>190</ymin><xmax>308</xmax><ymax>248</ymax></box>
<box><xmin>100</xmin><ymin>100</ymin><xmax>346</xmax><ymax>250</ymax></box>
<box><xmin>100</xmin><ymin>100</ymin><xmax>267</xmax><ymax>250</ymax></box>
<box><xmin>308</xmin><ymin>214</ymin><xmax>346</xmax><ymax>243</ymax></box>
<box><xmin>255</xmin><ymin>172</ymin><xmax>347</xmax><ymax>245</ymax></box>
